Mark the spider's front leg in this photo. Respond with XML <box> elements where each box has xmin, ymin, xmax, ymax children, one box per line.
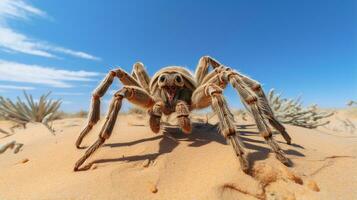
<box><xmin>176</xmin><ymin>101</ymin><xmax>192</xmax><ymax>134</ymax></box>
<box><xmin>148</xmin><ymin>100</ymin><xmax>192</xmax><ymax>134</ymax></box>
<box><xmin>75</xmin><ymin>68</ymin><xmax>141</xmax><ymax>148</ymax></box>
<box><xmin>148</xmin><ymin>101</ymin><xmax>163</xmax><ymax>133</ymax></box>
<box><xmin>74</xmin><ymin>86</ymin><xmax>155</xmax><ymax>171</ymax></box>
<box><xmin>192</xmin><ymin>83</ymin><xmax>249</xmax><ymax>173</ymax></box>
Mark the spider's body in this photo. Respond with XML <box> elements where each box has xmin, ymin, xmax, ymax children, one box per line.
<box><xmin>149</xmin><ymin>66</ymin><xmax>195</xmax><ymax>113</ymax></box>
<box><xmin>74</xmin><ymin>56</ymin><xmax>292</xmax><ymax>172</ymax></box>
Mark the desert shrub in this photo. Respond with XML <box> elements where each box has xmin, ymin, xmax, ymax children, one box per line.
<box><xmin>73</xmin><ymin>110</ymin><xmax>88</xmax><ymax>118</ymax></box>
<box><xmin>0</xmin><ymin>91</ymin><xmax>62</xmax><ymax>127</ymax></box>
<box><xmin>347</xmin><ymin>100</ymin><xmax>357</xmax><ymax>107</ymax></box>
<box><xmin>267</xmin><ymin>89</ymin><xmax>333</xmax><ymax>129</ymax></box>
<box><xmin>127</xmin><ymin>106</ymin><xmax>146</xmax><ymax>115</ymax></box>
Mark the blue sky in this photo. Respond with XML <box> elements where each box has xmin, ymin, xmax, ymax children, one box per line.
<box><xmin>0</xmin><ymin>0</ymin><xmax>356</xmax><ymax>112</ymax></box>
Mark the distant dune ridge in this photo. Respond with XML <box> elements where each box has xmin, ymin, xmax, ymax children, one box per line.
<box><xmin>0</xmin><ymin>109</ymin><xmax>356</xmax><ymax>200</ymax></box>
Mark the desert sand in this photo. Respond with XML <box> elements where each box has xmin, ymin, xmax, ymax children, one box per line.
<box><xmin>0</xmin><ymin>109</ymin><xmax>356</xmax><ymax>200</ymax></box>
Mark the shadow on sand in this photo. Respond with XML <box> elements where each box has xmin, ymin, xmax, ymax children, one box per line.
<box><xmin>88</xmin><ymin>122</ymin><xmax>304</xmax><ymax>169</ymax></box>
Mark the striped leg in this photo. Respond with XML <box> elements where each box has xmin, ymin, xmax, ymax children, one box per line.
<box><xmin>192</xmin><ymin>83</ymin><xmax>249</xmax><ymax>173</ymax></box>
<box><xmin>74</xmin><ymin>86</ymin><xmax>155</xmax><ymax>171</ymax></box>
<box><xmin>236</xmin><ymin>73</ymin><xmax>292</xmax><ymax>144</ymax></box>
<box><xmin>227</xmin><ymin>74</ymin><xmax>290</xmax><ymax>165</ymax></box>
<box><xmin>176</xmin><ymin>101</ymin><xmax>192</xmax><ymax>134</ymax></box>
<box><xmin>131</xmin><ymin>62</ymin><xmax>151</xmax><ymax>92</ymax></box>
<box><xmin>75</xmin><ymin>68</ymin><xmax>141</xmax><ymax>148</ymax></box>
<box><xmin>149</xmin><ymin>101</ymin><xmax>163</xmax><ymax>133</ymax></box>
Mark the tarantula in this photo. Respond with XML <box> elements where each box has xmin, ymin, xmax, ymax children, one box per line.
<box><xmin>74</xmin><ymin>56</ymin><xmax>292</xmax><ymax>172</ymax></box>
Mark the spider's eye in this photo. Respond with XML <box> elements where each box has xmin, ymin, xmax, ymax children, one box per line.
<box><xmin>175</xmin><ymin>75</ymin><xmax>182</xmax><ymax>83</ymax></box>
<box><xmin>159</xmin><ymin>75</ymin><xmax>166</xmax><ymax>82</ymax></box>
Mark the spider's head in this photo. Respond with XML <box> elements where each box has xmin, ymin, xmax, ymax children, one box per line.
<box><xmin>158</xmin><ymin>73</ymin><xmax>185</xmax><ymax>103</ymax></box>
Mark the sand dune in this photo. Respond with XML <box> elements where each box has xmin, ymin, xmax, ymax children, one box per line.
<box><xmin>0</xmin><ymin>112</ymin><xmax>356</xmax><ymax>200</ymax></box>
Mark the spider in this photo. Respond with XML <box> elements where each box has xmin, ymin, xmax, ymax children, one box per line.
<box><xmin>74</xmin><ymin>56</ymin><xmax>292</xmax><ymax>172</ymax></box>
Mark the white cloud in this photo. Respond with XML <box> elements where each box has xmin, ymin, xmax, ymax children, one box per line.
<box><xmin>49</xmin><ymin>46</ymin><xmax>100</xmax><ymax>61</ymax></box>
<box><xmin>0</xmin><ymin>60</ymin><xmax>100</xmax><ymax>88</ymax></box>
<box><xmin>0</xmin><ymin>84</ymin><xmax>34</xmax><ymax>90</ymax></box>
<box><xmin>0</xmin><ymin>27</ymin><xmax>56</xmax><ymax>58</ymax></box>
<box><xmin>0</xmin><ymin>0</ymin><xmax>100</xmax><ymax>61</ymax></box>
<box><xmin>0</xmin><ymin>0</ymin><xmax>47</xmax><ymax>21</ymax></box>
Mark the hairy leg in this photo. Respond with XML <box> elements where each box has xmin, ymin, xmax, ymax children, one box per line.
<box><xmin>74</xmin><ymin>95</ymin><xmax>122</xmax><ymax>171</ymax></box>
<box><xmin>131</xmin><ymin>62</ymin><xmax>151</xmax><ymax>92</ymax></box>
<box><xmin>74</xmin><ymin>86</ymin><xmax>155</xmax><ymax>171</ymax></box>
<box><xmin>148</xmin><ymin>101</ymin><xmax>163</xmax><ymax>133</ymax></box>
<box><xmin>195</xmin><ymin>65</ymin><xmax>289</xmax><ymax>164</ymax></box>
<box><xmin>76</xmin><ymin>68</ymin><xmax>141</xmax><ymax>148</ymax></box>
<box><xmin>192</xmin><ymin>83</ymin><xmax>249</xmax><ymax>172</ymax></box>
<box><xmin>227</xmin><ymin>74</ymin><xmax>289</xmax><ymax>165</ymax></box>
<box><xmin>193</xmin><ymin>57</ymin><xmax>292</xmax><ymax>144</ymax></box>
<box><xmin>194</xmin><ymin>56</ymin><xmax>222</xmax><ymax>86</ymax></box>
<box><xmin>175</xmin><ymin>101</ymin><xmax>192</xmax><ymax>134</ymax></box>
<box><xmin>236</xmin><ymin>73</ymin><xmax>291</xmax><ymax>144</ymax></box>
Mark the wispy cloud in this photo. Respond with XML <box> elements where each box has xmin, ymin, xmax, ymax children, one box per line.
<box><xmin>0</xmin><ymin>0</ymin><xmax>100</xmax><ymax>61</ymax></box>
<box><xmin>0</xmin><ymin>60</ymin><xmax>100</xmax><ymax>88</ymax></box>
<box><xmin>0</xmin><ymin>0</ymin><xmax>47</xmax><ymax>21</ymax></box>
<box><xmin>0</xmin><ymin>84</ymin><xmax>35</xmax><ymax>90</ymax></box>
<box><xmin>49</xmin><ymin>47</ymin><xmax>100</xmax><ymax>61</ymax></box>
<box><xmin>0</xmin><ymin>27</ymin><xmax>55</xmax><ymax>58</ymax></box>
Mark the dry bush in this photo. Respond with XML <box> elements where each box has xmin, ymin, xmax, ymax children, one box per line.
<box><xmin>347</xmin><ymin>100</ymin><xmax>357</xmax><ymax>107</ymax></box>
<box><xmin>127</xmin><ymin>106</ymin><xmax>146</xmax><ymax>115</ymax></box>
<box><xmin>74</xmin><ymin>110</ymin><xmax>88</xmax><ymax>118</ymax></box>
<box><xmin>268</xmin><ymin>89</ymin><xmax>333</xmax><ymax>129</ymax></box>
<box><xmin>60</xmin><ymin>110</ymin><xmax>88</xmax><ymax>118</ymax></box>
<box><xmin>0</xmin><ymin>91</ymin><xmax>62</xmax><ymax>128</ymax></box>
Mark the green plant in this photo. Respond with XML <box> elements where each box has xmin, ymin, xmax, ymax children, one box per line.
<box><xmin>0</xmin><ymin>91</ymin><xmax>62</xmax><ymax>127</ymax></box>
<box><xmin>268</xmin><ymin>89</ymin><xmax>333</xmax><ymax>129</ymax></box>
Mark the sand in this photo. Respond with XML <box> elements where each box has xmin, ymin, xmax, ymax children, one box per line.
<box><xmin>0</xmin><ymin>111</ymin><xmax>356</xmax><ymax>200</ymax></box>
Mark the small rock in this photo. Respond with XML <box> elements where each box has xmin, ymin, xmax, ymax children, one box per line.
<box><xmin>142</xmin><ymin>159</ymin><xmax>150</xmax><ymax>168</ymax></box>
<box><xmin>278</xmin><ymin>164</ymin><xmax>303</xmax><ymax>185</ymax></box>
<box><xmin>150</xmin><ymin>185</ymin><xmax>158</xmax><ymax>193</ymax></box>
<box><xmin>306</xmin><ymin>180</ymin><xmax>320</xmax><ymax>192</ymax></box>
<box><xmin>21</xmin><ymin>158</ymin><xmax>29</xmax><ymax>163</ymax></box>
<box><xmin>13</xmin><ymin>143</ymin><xmax>24</xmax><ymax>154</ymax></box>
<box><xmin>91</xmin><ymin>164</ymin><xmax>98</xmax><ymax>170</ymax></box>
<box><xmin>284</xmin><ymin>169</ymin><xmax>303</xmax><ymax>185</ymax></box>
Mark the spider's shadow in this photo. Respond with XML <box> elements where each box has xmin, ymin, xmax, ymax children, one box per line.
<box><xmin>91</xmin><ymin>123</ymin><xmax>224</xmax><ymax>166</ymax></box>
<box><xmin>90</xmin><ymin>123</ymin><xmax>304</xmax><ymax>167</ymax></box>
